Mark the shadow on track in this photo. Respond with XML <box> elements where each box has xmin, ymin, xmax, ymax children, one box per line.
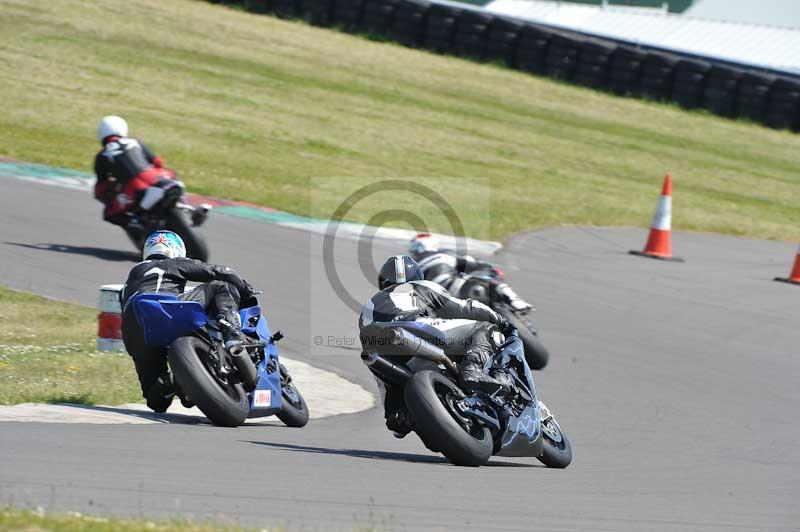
<box><xmin>244</xmin><ymin>441</ymin><xmax>541</xmax><ymax>467</ymax></box>
<box><xmin>53</xmin><ymin>403</ymin><xmax>205</xmax><ymax>424</ymax></box>
<box><xmin>4</xmin><ymin>242</ymin><xmax>139</xmax><ymax>262</ymax></box>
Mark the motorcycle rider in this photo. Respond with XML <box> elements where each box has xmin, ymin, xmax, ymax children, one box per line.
<box><xmin>409</xmin><ymin>232</ymin><xmax>532</xmax><ymax>312</ymax></box>
<box><xmin>120</xmin><ymin>230</ymin><xmax>256</xmax><ymax>413</ymax></box>
<box><xmin>359</xmin><ymin>255</ymin><xmax>514</xmax><ymax>438</ymax></box>
<box><xmin>93</xmin><ymin>116</ymin><xmax>175</xmax><ymax>235</ymax></box>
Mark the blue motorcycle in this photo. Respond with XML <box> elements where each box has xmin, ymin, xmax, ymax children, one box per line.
<box><xmin>361</xmin><ymin>323</ymin><xmax>572</xmax><ymax>467</ymax></box>
<box><xmin>131</xmin><ymin>292</ymin><xmax>309</xmax><ymax>427</ymax></box>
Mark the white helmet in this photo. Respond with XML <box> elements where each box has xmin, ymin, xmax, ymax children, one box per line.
<box><xmin>97</xmin><ymin>115</ymin><xmax>128</xmax><ymax>142</ymax></box>
<box><xmin>142</xmin><ymin>231</ymin><xmax>186</xmax><ymax>260</ymax></box>
<box><xmin>409</xmin><ymin>232</ymin><xmax>440</xmax><ymax>259</ymax></box>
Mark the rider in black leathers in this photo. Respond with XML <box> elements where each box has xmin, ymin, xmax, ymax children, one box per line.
<box><xmin>120</xmin><ymin>230</ymin><xmax>255</xmax><ymax>413</ymax></box>
<box><xmin>359</xmin><ymin>255</ymin><xmax>514</xmax><ymax>438</ymax></box>
<box><xmin>409</xmin><ymin>233</ymin><xmax>532</xmax><ymax>312</ymax></box>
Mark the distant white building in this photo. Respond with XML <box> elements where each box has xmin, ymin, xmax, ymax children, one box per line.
<box><xmin>686</xmin><ymin>0</ymin><xmax>800</xmax><ymax>30</ymax></box>
<box><xmin>486</xmin><ymin>0</ymin><xmax>800</xmax><ymax>74</ymax></box>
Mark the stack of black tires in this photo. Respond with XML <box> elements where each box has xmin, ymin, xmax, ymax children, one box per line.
<box><xmin>212</xmin><ymin>0</ymin><xmax>800</xmax><ymax>132</ymax></box>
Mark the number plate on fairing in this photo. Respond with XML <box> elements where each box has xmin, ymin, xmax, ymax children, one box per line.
<box><xmin>253</xmin><ymin>390</ymin><xmax>272</xmax><ymax>407</ymax></box>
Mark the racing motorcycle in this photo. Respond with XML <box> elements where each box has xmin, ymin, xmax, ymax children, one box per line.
<box><xmin>131</xmin><ymin>291</ymin><xmax>309</xmax><ymax>428</ymax></box>
<box><xmin>360</xmin><ymin>323</ymin><xmax>572</xmax><ymax>467</ymax></box>
<box><xmin>122</xmin><ymin>176</ymin><xmax>211</xmax><ymax>262</ymax></box>
<box><xmin>448</xmin><ymin>271</ymin><xmax>550</xmax><ymax>370</ymax></box>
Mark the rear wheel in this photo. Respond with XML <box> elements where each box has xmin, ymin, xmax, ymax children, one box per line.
<box><xmin>168</xmin><ymin>336</ymin><xmax>248</xmax><ymax>427</ymax></box>
<box><xmin>276</xmin><ymin>364</ymin><xmax>309</xmax><ymax>428</ymax></box>
<box><xmin>124</xmin><ymin>226</ymin><xmax>146</xmax><ymax>254</ymax></box>
<box><xmin>404</xmin><ymin>370</ymin><xmax>493</xmax><ymax>466</ymax></box>
<box><xmin>166</xmin><ymin>208</ymin><xmax>209</xmax><ymax>262</ymax></box>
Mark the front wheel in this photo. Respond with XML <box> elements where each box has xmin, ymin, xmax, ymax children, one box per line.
<box><xmin>168</xmin><ymin>336</ymin><xmax>249</xmax><ymax>427</ymax></box>
<box><xmin>276</xmin><ymin>364</ymin><xmax>309</xmax><ymax>428</ymax></box>
<box><xmin>498</xmin><ymin>307</ymin><xmax>550</xmax><ymax>370</ymax></box>
<box><xmin>537</xmin><ymin>411</ymin><xmax>573</xmax><ymax>468</ymax></box>
<box><xmin>166</xmin><ymin>208</ymin><xmax>209</xmax><ymax>262</ymax></box>
<box><xmin>404</xmin><ymin>370</ymin><xmax>493</xmax><ymax>467</ymax></box>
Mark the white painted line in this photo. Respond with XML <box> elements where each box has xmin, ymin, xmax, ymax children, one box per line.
<box><xmin>1</xmin><ymin>169</ymin><xmax>502</xmax><ymax>255</ymax></box>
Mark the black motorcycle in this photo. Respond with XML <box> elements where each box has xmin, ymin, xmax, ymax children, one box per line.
<box><xmin>124</xmin><ymin>178</ymin><xmax>211</xmax><ymax>261</ymax></box>
<box><xmin>448</xmin><ymin>272</ymin><xmax>550</xmax><ymax>370</ymax></box>
<box><xmin>361</xmin><ymin>323</ymin><xmax>572</xmax><ymax>467</ymax></box>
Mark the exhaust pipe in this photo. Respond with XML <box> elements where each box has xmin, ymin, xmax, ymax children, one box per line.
<box><xmin>361</xmin><ymin>351</ymin><xmax>412</xmax><ymax>385</ymax></box>
<box><xmin>389</xmin><ymin>328</ymin><xmax>458</xmax><ymax>374</ymax></box>
<box><xmin>230</xmin><ymin>346</ymin><xmax>259</xmax><ymax>390</ymax></box>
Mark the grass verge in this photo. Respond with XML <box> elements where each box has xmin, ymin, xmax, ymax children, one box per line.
<box><xmin>0</xmin><ymin>507</ymin><xmax>279</xmax><ymax>532</ymax></box>
<box><xmin>0</xmin><ymin>286</ymin><xmax>141</xmax><ymax>405</ymax></box>
<box><xmin>0</xmin><ymin>0</ymin><xmax>798</xmax><ymax>240</ymax></box>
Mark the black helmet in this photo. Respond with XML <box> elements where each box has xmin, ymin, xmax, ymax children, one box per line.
<box><xmin>378</xmin><ymin>255</ymin><xmax>423</xmax><ymax>289</ymax></box>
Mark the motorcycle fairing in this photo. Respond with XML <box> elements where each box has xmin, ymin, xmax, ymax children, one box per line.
<box><xmin>132</xmin><ymin>293</ymin><xmax>207</xmax><ymax>347</ymax></box>
<box><xmin>240</xmin><ymin>305</ymin><xmax>282</xmax><ymax>417</ymax></box>
<box><xmin>496</xmin><ymin>402</ymin><xmax>544</xmax><ymax>457</ymax></box>
<box><xmin>494</xmin><ymin>334</ymin><xmax>544</xmax><ymax>457</ymax></box>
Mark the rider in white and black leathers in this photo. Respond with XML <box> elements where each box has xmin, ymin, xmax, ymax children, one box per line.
<box><xmin>359</xmin><ymin>255</ymin><xmax>514</xmax><ymax>438</ymax></box>
<box><xmin>409</xmin><ymin>233</ymin><xmax>532</xmax><ymax>312</ymax></box>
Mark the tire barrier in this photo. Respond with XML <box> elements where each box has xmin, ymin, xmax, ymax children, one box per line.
<box><xmin>545</xmin><ymin>32</ymin><xmax>583</xmax><ymax>81</ymax></box>
<box><xmin>765</xmin><ymin>77</ymin><xmax>800</xmax><ymax>130</ymax></box>
<box><xmin>608</xmin><ymin>45</ymin><xmax>646</xmax><ymax>96</ymax></box>
<box><xmin>484</xmin><ymin>17</ymin><xmax>523</xmax><ymax>65</ymax></box>
<box><xmin>703</xmin><ymin>65</ymin><xmax>744</xmax><ymax>118</ymax></box>
<box><xmin>515</xmin><ymin>25</ymin><xmax>554</xmax><ymax>74</ymax></box>
<box><xmin>97</xmin><ymin>285</ymin><xmax>125</xmax><ymax>352</ymax></box>
<box><xmin>214</xmin><ymin>0</ymin><xmax>800</xmax><ymax>132</ymax></box>
<box><xmin>387</xmin><ymin>0</ymin><xmax>430</xmax><ymax>47</ymax></box>
<box><xmin>640</xmin><ymin>52</ymin><xmax>679</xmax><ymax>101</ymax></box>
<box><xmin>361</xmin><ymin>0</ymin><xmax>400</xmax><ymax>34</ymax></box>
<box><xmin>273</xmin><ymin>0</ymin><xmax>303</xmax><ymax>19</ymax></box>
<box><xmin>333</xmin><ymin>0</ymin><xmax>366</xmax><ymax>31</ymax></box>
<box><xmin>736</xmin><ymin>72</ymin><xmax>775</xmax><ymax>123</ymax></box>
<box><xmin>309</xmin><ymin>0</ymin><xmax>335</xmax><ymax>26</ymax></box>
<box><xmin>452</xmin><ymin>10</ymin><xmax>493</xmax><ymax>59</ymax></box>
<box><xmin>671</xmin><ymin>58</ymin><xmax>711</xmax><ymax>109</ymax></box>
<box><xmin>423</xmin><ymin>4</ymin><xmax>460</xmax><ymax>54</ymax></box>
<box><xmin>574</xmin><ymin>38</ymin><xmax>616</xmax><ymax>90</ymax></box>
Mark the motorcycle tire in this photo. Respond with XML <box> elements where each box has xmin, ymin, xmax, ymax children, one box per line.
<box><xmin>404</xmin><ymin>370</ymin><xmax>493</xmax><ymax>467</ymax></box>
<box><xmin>124</xmin><ymin>227</ymin><xmax>146</xmax><ymax>255</ymax></box>
<box><xmin>168</xmin><ymin>336</ymin><xmax>249</xmax><ymax>427</ymax></box>
<box><xmin>497</xmin><ymin>307</ymin><xmax>550</xmax><ymax>370</ymax></box>
<box><xmin>538</xmin><ymin>414</ymin><xmax>573</xmax><ymax>468</ymax></box>
<box><xmin>166</xmin><ymin>209</ymin><xmax>210</xmax><ymax>262</ymax></box>
<box><xmin>276</xmin><ymin>364</ymin><xmax>309</xmax><ymax>427</ymax></box>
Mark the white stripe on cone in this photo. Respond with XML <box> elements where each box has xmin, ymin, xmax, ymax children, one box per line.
<box><xmin>651</xmin><ymin>195</ymin><xmax>672</xmax><ymax>231</ymax></box>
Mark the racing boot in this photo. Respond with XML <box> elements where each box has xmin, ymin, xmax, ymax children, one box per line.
<box><xmin>459</xmin><ymin>348</ymin><xmax>513</xmax><ymax>393</ymax></box>
<box><xmin>496</xmin><ymin>283</ymin><xmax>532</xmax><ymax>313</ymax></box>
<box><xmin>386</xmin><ymin>408</ymin><xmax>414</xmax><ymax>439</ymax></box>
<box><xmin>191</xmin><ymin>203</ymin><xmax>211</xmax><ymax>227</ymax></box>
<box><xmin>172</xmin><ymin>379</ymin><xmax>195</xmax><ymax>409</ymax></box>
<box><xmin>145</xmin><ymin>373</ymin><xmax>175</xmax><ymax>413</ymax></box>
<box><xmin>217</xmin><ymin>311</ymin><xmax>244</xmax><ymax>355</ymax></box>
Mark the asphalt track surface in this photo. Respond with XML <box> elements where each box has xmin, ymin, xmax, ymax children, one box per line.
<box><xmin>1</xmin><ymin>177</ymin><xmax>797</xmax><ymax>531</ymax></box>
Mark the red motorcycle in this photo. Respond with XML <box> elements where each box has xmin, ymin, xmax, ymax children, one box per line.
<box><xmin>110</xmin><ymin>170</ymin><xmax>211</xmax><ymax>261</ymax></box>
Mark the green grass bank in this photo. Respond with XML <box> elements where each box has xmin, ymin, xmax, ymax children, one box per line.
<box><xmin>0</xmin><ymin>286</ymin><xmax>140</xmax><ymax>405</ymax></box>
<box><xmin>0</xmin><ymin>0</ymin><xmax>798</xmax><ymax>240</ymax></box>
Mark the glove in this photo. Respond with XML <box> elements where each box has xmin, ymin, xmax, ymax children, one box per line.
<box><xmin>240</xmin><ymin>278</ymin><xmax>258</xmax><ymax>299</ymax></box>
<box><xmin>497</xmin><ymin>316</ymin><xmax>515</xmax><ymax>337</ymax></box>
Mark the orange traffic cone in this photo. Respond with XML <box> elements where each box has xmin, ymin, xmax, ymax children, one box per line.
<box><xmin>774</xmin><ymin>244</ymin><xmax>800</xmax><ymax>285</ymax></box>
<box><xmin>630</xmin><ymin>174</ymin><xmax>684</xmax><ymax>262</ymax></box>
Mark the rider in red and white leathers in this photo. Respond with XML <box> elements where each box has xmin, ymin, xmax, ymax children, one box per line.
<box><xmin>93</xmin><ymin>116</ymin><xmax>176</xmax><ymax>228</ymax></box>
